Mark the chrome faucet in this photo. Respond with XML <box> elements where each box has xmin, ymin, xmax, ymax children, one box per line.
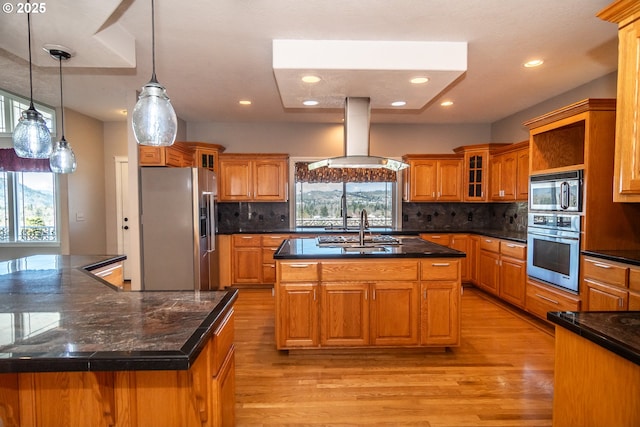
<box><xmin>359</xmin><ymin>209</ymin><xmax>369</xmax><ymax>246</ymax></box>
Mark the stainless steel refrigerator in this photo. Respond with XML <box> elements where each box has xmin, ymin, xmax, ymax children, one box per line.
<box><xmin>140</xmin><ymin>167</ymin><xmax>218</xmax><ymax>291</ymax></box>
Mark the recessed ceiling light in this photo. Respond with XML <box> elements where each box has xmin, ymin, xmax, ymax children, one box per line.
<box><xmin>301</xmin><ymin>75</ymin><xmax>321</xmax><ymax>83</ymax></box>
<box><xmin>524</xmin><ymin>59</ymin><xmax>544</xmax><ymax>68</ymax></box>
<box><xmin>303</xmin><ymin>100</ymin><xmax>319</xmax><ymax>106</ymax></box>
<box><xmin>441</xmin><ymin>101</ymin><xmax>454</xmax><ymax>107</ymax></box>
<box><xmin>410</xmin><ymin>77</ymin><xmax>429</xmax><ymax>84</ymax></box>
<box><xmin>239</xmin><ymin>100</ymin><xmax>252</xmax><ymax>105</ymax></box>
<box><xmin>391</xmin><ymin>101</ymin><xmax>406</xmax><ymax>107</ymax></box>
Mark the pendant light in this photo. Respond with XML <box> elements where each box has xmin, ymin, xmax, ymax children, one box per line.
<box><xmin>12</xmin><ymin>6</ymin><xmax>52</xmax><ymax>158</ymax></box>
<box><xmin>48</xmin><ymin>49</ymin><xmax>76</xmax><ymax>174</ymax></box>
<box><xmin>131</xmin><ymin>0</ymin><xmax>177</xmax><ymax>147</ymax></box>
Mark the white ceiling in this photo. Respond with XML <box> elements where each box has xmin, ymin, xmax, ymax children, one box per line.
<box><xmin>0</xmin><ymin>0</ymin><xmax>618</xmax><ymax>125</ymax></box>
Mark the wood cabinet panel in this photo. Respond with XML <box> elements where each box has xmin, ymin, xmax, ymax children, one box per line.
<box><xmin>599</xmin><ymin>3</ymin><xmax>640</xmax><ymax>201</ymax></box>
<box><xmin>478</xmin><ymin>249</ymin><xmax>500</xmax><ymax>295</ymax></box>
<box><xmin>320</xmin><ymin>283</ymin><xmax>369</xmax><ymax>346</ymax></box>
<box><xmin>489</xmin><ymin>142</ymin><xmax>528</xmax><ymax>201</ymax></box>
<box><xmin>403</xmin><ymin>156</ymin><xmax>463</xmax><ymax>201</ymax></box>
<box><xmin>421</xmin><ymin>281</ymin><xmax>460</xmax><ymax>346</ymax></box>
<box><xmin>321</xmin><ymin>260</ymin><xmax>419</xmax><ymax>282</ymax></box>
<box><xmin>277</xmin><ymin>283</ymin><xmax>319</xmax><ymax>348</ymax></box>
<box><xmin>584</xmin><ymin>279</ymin><xmax>628</xmax><ymax>310</ymax></box>
<box><xmin>219</xmin><ymin>154</ymin><xmax>288</xmax><ymax>202</ymax></box>
<box><xmin>582</xmin><ymin>257</ymin><xmax>628</xmax><ymax>287</ymax></box>
<box><xmin>525</xmin><ymin>279</ymin><xmax>580</xmax><ymax>320</ymax></box>
<box><xmin>233</xmin><ymin>247</ymin><xmax>262</xmax><ymax>284</ymax></box>
<box><xmin>370</xmin><ymin>282</ymin><xmax>420</xmax><ymax>346</ymax></box>
<box><xmin>500</xmin><ymin>256</ymin><xmax>526</xmax><ymax>308</ymax></box>
<box><xmin>90</xmin><ymin>261</ymin><xmax>124</xmax><ymax>288</ymax></box>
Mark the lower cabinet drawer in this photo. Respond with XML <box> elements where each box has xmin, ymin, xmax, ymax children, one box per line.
<box><xmin>211</xmin><ymin>310</ymin><xmax>234</xmax><ymax>375</ymax></box>
<box><xmin>583</xmin><ymin>257</ymin><xmax>628</xmax><ymax>287</ymax></box>
<box><xmin>500</xmin><ymin>242</ymin><xmax>526</xmax><ymax>260</ymax></box>
<box><xmin>480</xmin><ymin>237</ymin><xmax>500</xmax><ymax>253</ymax></box>
<box><xmin>321</xmin><ymin>260</ymin><xmax>419</xmax><ymax>281</ymax></box>
<box><xmin>421</xmin><ymin>260</ymin><xmax>460</xmax><ymax>281</ymax></box>
<box><xmin>279</xmin><ymin>262</ymin><xmax>319</xmax><ymax>282</ymax></box>
<box><xmin>525</xmin><ymin>279</ymin><xmax>580</xmax><ymax>320</ymax></box>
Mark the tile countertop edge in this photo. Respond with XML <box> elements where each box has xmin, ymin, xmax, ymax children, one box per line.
<box><xmin>547</xmin><ymin>311</ymin><xmax>640</xmax><ymax>366</ymax></box>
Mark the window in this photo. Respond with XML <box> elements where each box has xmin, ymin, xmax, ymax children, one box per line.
<box><xmin>0</xmin><ymin>172</ymin><xmax>58</xmax><ymax>243</ymax></box>
<box><xmin>294</xmin><ymin>162</ymin><xmax>398</xmax><ymax>229</ymax></box>
<box><xmin>0</xmin><ymin>88</ymin><xmax>55</xmax><ymax>136</ymax></box>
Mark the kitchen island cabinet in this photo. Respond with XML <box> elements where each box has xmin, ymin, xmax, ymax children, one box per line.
<box><xmin>0</xmin><ymin>255</ymin><xmax>238</xmax><ymax>427</ymax></box>
<box><xmin>548</xmin><ymin>310</ymin><xmax>640</xmax><ymax>426</ymax></box>
<box><xmin>274</xmin><ymin>237</ymin><xmax>463</xmax><ymax>350</ymax></box>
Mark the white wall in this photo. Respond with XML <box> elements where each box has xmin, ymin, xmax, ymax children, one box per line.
<box><xmin>187</xmin><ymin>121</ymin><xmax>492</xmax><ymax>157</ymax></box>
<box><xmin>491</xmin><ymin>72</ymin><xmax>618</xmax><ymax>142</ymax></box>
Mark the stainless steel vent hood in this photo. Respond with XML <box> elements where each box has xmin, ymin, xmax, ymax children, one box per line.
<box><xmin>308</xmin><ymin>97</ymin><xmax>409</xmax><ymax>171</ymax></box>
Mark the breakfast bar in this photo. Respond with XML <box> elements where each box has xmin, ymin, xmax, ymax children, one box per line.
<box><xmin>273</xmin><ymin>236</ymin><xmax>465</xmax><ymax>350</ymax></box>
<box><xmin>0</xmin><ymin>255</ymin><xmax>237</xmax><ymax>427</ymax></box>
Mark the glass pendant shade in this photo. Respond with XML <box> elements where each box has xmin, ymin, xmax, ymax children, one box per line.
<box><xmin>13</xmin><ymin>108</ymin><xmax>52</xmax><ymax>158</ymax></box>
<box><xmin>132</xmin><ymin>81</ymin><xmax>177</xmax><ymax>146</ymax></box>
<box><xmin>49</xmin><ymin>137</ymin><xmax>76</xmax><ymax>174</ymax></box>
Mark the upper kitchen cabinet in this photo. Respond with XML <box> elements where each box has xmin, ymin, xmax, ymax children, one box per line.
<box><xmin>191</xmin><ymin>142</ymin><xmax>226</xmax><ymax>172</ymax></box>
<box><xmin>139</xmin><ymin>141</ymin><xmax>193</xmax><ymax>167</ymax></box>
<box><xmin>402</xmin><ymin>155</ymin><xmax>463</xmax><ymax>202</ymax></box>
<box><xmin>488</xmin><ymin>141</ymin><xmax>529</xmax><ymax>202</ymax></box>
<box><xmin>138</xmin><ymin>141</ymin><xmax>225</xmax><ymax>170</ymax></box>
<box><xmin>598</xmin><ymin>1</ymin><xmax>640</xmax><ymax>202</ymax></box>
<box><xmin>219</xmin><ymin>154</ymin><xmax>289</xmax><ymax>202</ymax></box>
<box><xmin>454</xmin><ymin>144</ymin><xmax>509</xmax><ymax>202</ymax></box>
<box><xmin>524</xmin><ymin>99</ymin><xmax>616</xmax><ymax>175</ymax></box>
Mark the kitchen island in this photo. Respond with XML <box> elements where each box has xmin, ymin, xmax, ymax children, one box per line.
<box><xmin>273</xmin><ymin>236</ymin><xmax>465</xmax><ymax>350</ymax></box>
<box><xmin>0</xmin><ymin>255</ymin><xmax>237</xmax><ymax>427</ymax></box>
<box><xmin>548</xmin><ymin>310</ymin><xmax>640</xmax><ymax>427</ymax></box>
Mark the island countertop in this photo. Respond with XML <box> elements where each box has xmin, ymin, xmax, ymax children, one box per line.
<box><xmin>274</xmin><ymin>236</ymin><xmax>466</xmax><ymax>259</ymax></box>
<box><xmin>0</xmin><ymin>254</ymin><xmax>237</xmax><ymax>373</ymax></box>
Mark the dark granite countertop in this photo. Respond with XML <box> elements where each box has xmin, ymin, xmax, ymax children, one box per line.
<box><xmin>547</xmin><ymin>311</ymin><xmax>640</xmax><ymax>366</ymax></box>
<box><xmin>581</xmin><ymin>250</ymin><xmax>640</xmax><ymax>267</ymax></box>
<box><xmin>0</xmin><ymin>255</ymin><xmax>237</xmax><ymax>373</ymax></box>
<box><xmin>274</xmin><ymin>236</ymin><xmax>466</xmax><ymax>259</ymax></box>
<box><xmin>221</xmin><ymin>228</ymin><xmax>527</xmax><ymax>243</ymax></box>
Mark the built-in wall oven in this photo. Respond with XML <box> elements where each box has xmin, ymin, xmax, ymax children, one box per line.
<box><xmin>527</xmin><ymin>213</ymin><xmax>581</xmax><ymax>293</ymax></box>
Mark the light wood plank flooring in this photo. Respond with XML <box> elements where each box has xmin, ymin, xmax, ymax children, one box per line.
<box><xmin>233</xmin><ymin>287</ymin><xmax>555</xmax><ymax>426</ymax></box>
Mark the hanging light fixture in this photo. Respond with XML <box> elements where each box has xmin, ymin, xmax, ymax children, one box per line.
<box><xmin>131</xmin><ymin>0</ymin><xmax>177</xmax><ymax>147</ymax></box>
<box><xmin>12</xmin><ymin>5</ymin><xmax>52</xmax><ymax>158</ymax></box>
<box><xmin>48</xmin><ymin>49</ymin><xmax>76</xmax><ymax>174</ymax></box>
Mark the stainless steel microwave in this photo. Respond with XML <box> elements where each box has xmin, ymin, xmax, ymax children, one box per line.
<box><xmin>529</xmin><ymin>170</ymin><xmax>583</xmax><ymax>212</ymax></box>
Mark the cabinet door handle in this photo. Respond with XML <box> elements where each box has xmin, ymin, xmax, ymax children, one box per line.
<box><xmin>593</xmin><ymin>263</ymin><xmax>612</xmax><ymax>269</ymax></box>
<box><xmin>535</xmin><ymin>294</ymin><xmax>559</xmax><ymax>305</ymax></box>
<box><xmin>313</xmin><ymin>289</ymin><xmax>316</xmax><ymax>301</ymax></box>
<box><xmin>506</xmin><ymin>244</ymin><xmax>524</xmax><ymax>248</ymax></box>
<box><xmin>289</xmin><ymin>264</ymin><xmax>310</xmax><ymax>268</ymax></box>
<box><xmin>365</xmin><ymin>290</ymin><xmax>368</xmax><ymax>300</ymax></box>
<box><xmin>241</xmin><ymin>236</ymin><xmax>253</xmax><ymax>239</ymax></box>
<box><xmin>372</xmin><ymin>289</ymin><xmax>376</xmax><ymax>300</ymax></box>
<box><xmin>423</xmin><ymin>289</ymin><xmax>427</xmax><ymax>299</ymax></box>
<box><xmin>431</xmin><ymin>263</ymin><xmax>450</xmax><ymax>267</ymax></box>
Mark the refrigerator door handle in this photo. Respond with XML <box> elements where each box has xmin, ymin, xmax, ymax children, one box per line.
<box><xmin>206</xmin><ymin>193</ymin><xmax>215</xmax><ymax>252</ymax></box>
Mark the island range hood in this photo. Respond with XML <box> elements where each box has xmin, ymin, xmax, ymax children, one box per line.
<box><xmin>307</xmin><ymin>97</ymin><xmax>409</xmax><ymax>171</ymax></box>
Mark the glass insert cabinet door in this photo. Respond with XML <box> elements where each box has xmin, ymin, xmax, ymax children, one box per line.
<box><xmin>466</xmin><ymin>152</ymin><xmax>486</xmax><ymax>201</ymax></box>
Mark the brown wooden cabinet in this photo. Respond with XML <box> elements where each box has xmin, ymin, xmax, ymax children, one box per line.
<box><xmin>525</xmin><ymin>278</ymin><xmax>581</xmax><ymax>320</ymax></box>
<box><xmin>320</xmin><ymin>282</ymin><xmax>370</xmax><ymax>346</ymax></box>
<box><xmin>138</xmin><ymin>141</ymin><xmax>225</xmax><ymax>169</ymax></box>
<box><xmin>276</xmin><ymin>258</ymin><xmax>458</xmax><ymax>350</ymax></box>
<box><xmin>476</xmin><ymin>237</ymin><xmax>527</xmax><ymax>308</ymax></box>
<box><xmin>489</xmin><ymin>141</ymin><xmax>528</xmax><ymax>202</ymax></box>
<box><xmin>232</xmin><ymin>234</ymin><xmax>263</xmax><ymax>285</ymax></box>
<box><xmin>499</xmin><ymin>242</ymin><xmax>527</xmax><ymax>308</ymax></box>
<box><xmin>598</xmin><ymin>1</ymin><xmax>640</xmax><ymax>202</ymax></box>
<box><xmin>420</xmin><ymin>259</ymin><xmax>461</xmax><ymax>346</ymax></box>
<box><xmin>261</xmin><ymin>234</ymin><xmax>289</xmax><ymax>284</ymax></box>
<box><xmin>370</xmin><ymin>281</ymin><xmax>420</xmax><ymax>346</ymax></box>
<box><xmin>402</xmin><ymin>155</ymin><xmax>463</xmax><ymax>201</ymax></box>
<box><xmin>276</xmin><ymin>261</ymin><xmax>320</xmax><ymax>348</ymax></box>
<box><xmin>582</xmin><ymin>256</ymin><xmax>635</xmax><ymax>311</ymax></box>
<box><xmin>219</xmin><ymin>154</ymin><xmax>288</xmax><ymax>202</ymax></box>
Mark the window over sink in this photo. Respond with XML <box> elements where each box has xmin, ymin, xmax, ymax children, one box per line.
<box><xmin>293</xmin><ymin>161</ymin><xmax>398</xmax><ymax>229</ymax></box>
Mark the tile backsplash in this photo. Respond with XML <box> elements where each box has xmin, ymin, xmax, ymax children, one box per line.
<box><xmin>218</xmin><ymin>200</ymin><xmax>528</xmax><ymax>233</ymax></box>
<box><xmin>402</xmin><ymin>201</ymin><xmax>528</xmax><ymax>232</ymax></box>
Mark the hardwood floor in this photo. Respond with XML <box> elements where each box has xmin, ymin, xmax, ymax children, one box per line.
<box><xmin>233</xmin><ymin>286</ymin><xmax>555</xmax><ymax>426</ymax></box>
